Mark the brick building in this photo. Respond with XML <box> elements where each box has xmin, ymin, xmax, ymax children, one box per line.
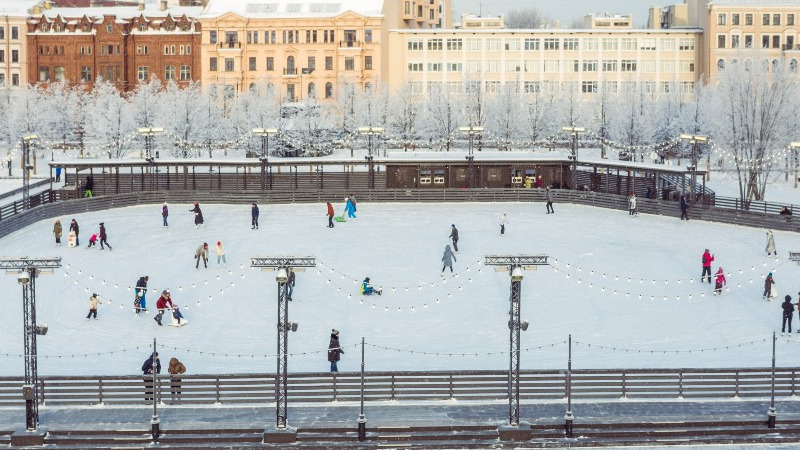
<box><xmin>26</xmin><ymin>2</ymin><xmax>202</xmax><ymax>91</ymax></box>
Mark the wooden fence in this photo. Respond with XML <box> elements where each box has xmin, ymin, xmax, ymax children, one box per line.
<box><xmin>0</xmin><ymin>368</ymin><xmax>797</xmax><ymax>407</ymax></box>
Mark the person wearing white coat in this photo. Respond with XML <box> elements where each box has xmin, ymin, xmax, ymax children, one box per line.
<box><xmin>628</xmin><ymin>193</ymin><xmax>637</xmax><ymax>216</ymax></box>
<box><xmin>765</xmin><ymin>230</ymin><xmax>777</xmax><ymax>257</ymax></box>
<box><xmin>215</xmin><ymin>241</ymin><xmax>227</xmax><ymax>267</ymax></box>
<box><xmin>500</xmin><ymin>213</ymin><xmax>509</xmax><ymax>236</ymax></box>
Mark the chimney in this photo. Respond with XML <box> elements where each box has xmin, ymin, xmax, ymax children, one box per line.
<box><xmin>160</xmin><ymin>0</ymin><xmax>167</xmax><ymax>11</ymax></box>
<box><xmin>138</xmin><ymin>0</ymin><xmax>145</xmax><ymax>11</ymax></box>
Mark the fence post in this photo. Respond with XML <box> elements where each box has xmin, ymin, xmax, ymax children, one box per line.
<box><xmin>449</xmin><ymin>373</ymin><xmax>454</xmax><ymax>400</ymax></box>
<box><xmin>391</xmin><ymin>375</ymin><xmax>396</xmax><ymax>400</ymax></box>
<box><xmin>215</xmin><ymin>377</ymin><xmax>221</xmax><ymax>404</ymax></box>
<box><xmin>678</xmin><ymin>370</ymin><xmax>684</xmax><ymax>398</ymax></box>
<box><xmin>734</xmin><ymin>371</ymin><xmax>740</xmax><ymax>398</ymax></box>
<box><xmin>333</xmin><ymin>373</ymin><xmax>337</xmax><ymax>402</ymax></box>
<box><xmin>792</xmin><ymin>371</ymin><xmax>796</xmax><ymax>397</ymax></box>
<box><xmin>621</xmin><ymin>371</ymin><xmax>627</xmax><ymax>399</ymax></box>
<box><xmin>99</xmin><ymin>379</ymin><xmax>104</xmax><ymax>404</ymax></box>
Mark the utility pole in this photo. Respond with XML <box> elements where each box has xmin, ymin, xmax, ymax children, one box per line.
<box><xmin>562</xmin><ymin>127</ymin><xmax>584</xmax><ymax>190</ymax></box>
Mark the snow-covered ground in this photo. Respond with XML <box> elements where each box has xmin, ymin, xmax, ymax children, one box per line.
<box><xmin>0</xmin><ymin>201</ymin><xmax>798</xmax><ymax>377</ymax></box>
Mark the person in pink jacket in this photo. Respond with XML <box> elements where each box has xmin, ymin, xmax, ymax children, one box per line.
<box><xmin>701</xmin><ymin>249</ymin><xmax>714</xmax><ymax>284</ymax></box>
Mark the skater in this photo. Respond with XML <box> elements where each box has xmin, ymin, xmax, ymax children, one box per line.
<box><xmin>350</xmin><ymin>194</ymin><xmax>357</xmax><ymax>214</ymax></box>
<box><xmin>287</xmin><ymin>270</ymin><xmax>295</xmax><ymax>301</ymax></box>
<box><xmin>500</xmin><ymin>213</ymin><xmax>508</xmax><ymax>236</ymax></box>
<box><xmin>326</xmin><ymin>202</ymin><xmax>335</xmax><ymax>228</ymax></box>
<box><xmin>545</xmin><ymin>187</ymin><xmax>554</xmax><ymax>214</ymax></box>
<box><xmin>86</xmin><ymin>293</ymin><xmax>101</xmax><ymax>319</ymax></box>
<box><xmin>536</xmin><ymin>175</ymin><xmax>544</xmax><ymax>188</ymax></box>
<box><xmin>141</xmin><ymin>352</ymin><xmax>161</xmax><ymax>402</ymax></box>
<box><xmin>168</xmin><ymin>357</ymin><xmax>186</xmax><ymax>402</ymax></box>
<box><xmin>327</xmin><ymin>329</ymin><xmax>344</xmax><ymax>372</ymax></box>
<box><xmin>360</xmin><ymin>277</ymin><xmax>382</xmax><ymax>295</ymax></box>
<box><xmin>86</xmin><ymin>233</ymin><xmax>98</xmax><ymax>248</ymax></box>
<box><xmin>99</xmin><ymin>222</ymin><xmax>112</xmax><ymax>250</ymax></box>
<box><xmin>765</xmin><ymin>230</ymin><xmax>777</xmax><ymax>257</ymax></box>
<box><xmin>195</xmin><ymin>242</ymin><xmax>209</xmax><ymax>269</ymax></box>
<box><xmin>154</xmin><ymin>290</ymin><xmax>174</xmax><ymax>326</ymax></box>
<box><xmin>449</xmin><ymin>224</ymin><xmax>459</xmax><ymax>252</ymax></box>
<box><xmin>171</xmin><ymin>306</ymin><xmax>185</xmax><ymax>325</ymax></box>
<box><xmin>442</xmin><ymin>244</ymin><xmax>457</xmax><ymax>273</ymax></box>
<box><xmin>69</xmin><ymin>219</ymin><xmax>80</xmax><ymax>246</ymax></box>
<box><xmin>190</xmin><ymin>202</ymin><xmax>204</xmax><ymax>228</ymax></box>
<box><xmin>344</xmin><ymin>196</ymin><xmax>357</xmax><ymax>220</ymax></box>
<box><xmin>53</xmin><ymin>219</ymin><xmax>62</xmax><ymax>246</ymax></box>
<box><xmin>251</xmin><ymin>203</ymin><xmax>259</xmax><ymax>229</ymax></box>
<box><xmin>701</xmin><ymin>249</ymin><xmax>714</xmax><ymax>283</ymax></box>
<box><xmin>763</xmin><ymin>273</ymin><xmax>776</xmax><ymax>300</ymax></box>
<box><xmin>782</xmin><ymin>295</ymin><xmax>794</xmax><ymax>335</ymax></box>
<box><xmin>628</xmin><ymin>193</ymin><xmax>637</xmax><ymax>216</ymax></box>
<box><xmin>780</xmin><ymin>206</ymin><xmax>793</xmax><ymax>216</ymax></box>
<box><xmin>714</xmin><ymin>268</ymin><xmax>726</xmax><ymax>295</ymax></box>
<box><xmin>84</xmin><ymin>175</ymin><xmax>94</xmax><ymax>198</ymax></box>
<box><xmin>680</xmin><ymin>195</ymin><xmax>689</xmax><ymax>220</ymax></box>
<box><xmin>135</xmin><ymin>276</ymin><xmax>149</xmax><ymax>312</ymax></box>
<box><xmin>162</xmin><ymin>202</ymin><xmax>169</xmax><ymax>227</ymax></box>
<box><xmin>215</xmin><ymin>241</ymin><xmax>226</xmax><ymax>267</ymax></box>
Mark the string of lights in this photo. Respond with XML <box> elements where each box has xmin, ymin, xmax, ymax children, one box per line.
<box><xmin>316</xmin><ymin>259</ymin><xmax>484</xmax><ymax>292</ymax></box>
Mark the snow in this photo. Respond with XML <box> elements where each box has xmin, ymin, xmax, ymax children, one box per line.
<box><xmin>1</xmin><ymin>200</ymin><xmax>798</xmax><ymax>377</ymax></box>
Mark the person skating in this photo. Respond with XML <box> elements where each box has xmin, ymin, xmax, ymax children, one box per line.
<box><xmin>190</xmin><ymin>202</ymin><xmax>204</xmax><ymax>228</ymax></box>
<box><xmin>628</xmin><ymin>193</ymin><xmax>637</xmax><ymax>216</ymax></box>
<box><xmin>135</xmin><ymin>276</ymin><xmax>149</xmax><ymax>312</ymax></box>
<box><xmin>449</xmin><ymin>224</ymin><xmax>459</xmax><ymax>253</ymax></box>
<box><xmin>99</xmin><ymin>222</ymin><xmax>112</xmax><ymax>250</ymax></box>
<box><xmin>680</xmin><ymin>195</ymin><xmax>689</xmax><ymax>220</ymax></box>
<box><xmin>344</xmin><ymin>196</ymin><xmax>357</xmax><ymax>221</ymax></box>
<box><xmin>499</xmin><ymin>213</ymin><xmax>508</xmax><ymax>236</ymax></box>
<box><xmin>162</xmin><ymin>202</ymin><xmax>169</xmax><ymax>227</ymax></box>
<box><xmin>714</xmin><ymin>268</ymin><xmax>726</xmax><ymax>296</ymax></box>
<box><xmin>86</xmin><ymin>233</ymin><xmax>98</xmax><ymax>248</ymax></box>
<box><xmin>782</xmin><ymin>295</ymin><xmax>794</xmax><ymax>335</ymax></box>
<box><xmin>360</xmin><ymin>277</ymin><xmax>382</xmax><ymax>295</ymax></box>
<box><xmin>765</xmin><ymin>230</ymin><xmax>777</xmax><ymax>257</ymax></box>
<box><xmin>545</xmin><ymin>187</ymin><xmax>554</xmax><ymax>214</ymax></box>
<box><xmin>69</xmin><ymin>219</ymin><xmax>80</xmax><ymax>246</ymax></box>
<box><xmin>763</xmin><ymin>273</ymin><xmax>776</xmax><ymax>300</ymax></box>
<box><xmin>327</xmin><ymin>329</ymin><xmax>344</xmax><ymax>372</ymax></box>
<box><xmin>701</xmin><ymin>249</ymin><xmax>714</xmax><ymax>283</ymax></box>
<box><xmin>251</xmin><ymin>203</ymin><xmax>259</xmax><ymax>229</ymax></box>
<box><xmin>215</xmin><ymin>241</ymin><xmax>226</xmax><ymax>267</ymax></box>
<box><xmin>86</xmin><ymin>293</ymin><xmax>101</xmax><ymax>320</ymax></box>
<box><xmin>195</xmin><ymin>242</ymin><xmax>209</xmax><ymax>269</ymax></box>
<box><xmin>154</xmin><ymin>290</ymin><xmax>174</xmax><ymax>326</ymax></box>
<box><xmin>442</xmin><ymin>244</ymin><xmax>457</xmax><ymax>273</ymax></box>
<box><xmin>168</xmin><ymin>357</ymin><xmax>186</xmax><ymax>403</ymax></box>
<box><xmin>53</xmin><ymin>219</ymin><xmax>62</xmax><ymax>246</ymax></box>
<box><xmin>326</xmin><ymin>202</ymin><xmax>335</xmax><ymax>228</ymax></box>
<box><xmin>141</xmin><ymin>352</ymin><xmax>161</xmax><ymax>402</ymax></box>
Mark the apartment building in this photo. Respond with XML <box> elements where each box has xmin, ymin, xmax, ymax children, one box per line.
<box><xmin>198</xmin><ymin>0</ymin><xmax>450</xmax><ymax>100</ymax></box>
<box><xmin>0</xmin><ymin>0</ymin><xmax>33</xmax><ymax>87</ymax></box>
<box><xmin>386</xmin><ymin>29</ymin><xmax>702</xmax><ymax>96</ymax></box>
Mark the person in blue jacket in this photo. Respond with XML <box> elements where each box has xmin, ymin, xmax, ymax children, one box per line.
<box><xmin>361</xmin><ymin>277</ymin><xmax>381</xmax><ymax>295</ymax></box>
<box><xmin>344</xmin><ymin>196</ymin><xmax>357</xmax><ymax>220</ymax></box>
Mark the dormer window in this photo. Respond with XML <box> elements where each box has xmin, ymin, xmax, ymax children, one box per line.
<box><xmin>82</xmin><ymin>24</ymin><xmax>90</xmax><ymax>32</ymax></box>
<box><xmin>165</xmin><ymin>24</ymin><xmax>175</xmax><ymax>31</ymax></box>
<box><xmin>139</xmin><ymin>23</ymin><xmax>146</xmax><ymax>32</ymax></box>
<box><xmin>54</xmin><ymin>24</ymin><xmax>62</xmax><ymax>32</ymax></box>
<box><xmin>41</xmin><ymin>23</ymin><xmax>49</xmax><ymax>32</ymax></box>
<box><xmin>181</xmin><ymin>23</ymin><xmax>190</xmax><ymax>31</ymax></box>
<box><xmin>106</xmin><ymin>24</ymin><xmax>113</xmax><ymax>33</ymax></box>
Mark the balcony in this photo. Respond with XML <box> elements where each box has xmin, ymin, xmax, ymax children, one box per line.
<box><xmin>782</xmin><ymin>44</ymin><xmax>800</xmax><ymax>51</ymax></box>
<box><xmin>283</xmin><ymin>68</ymin><xmax>298</xmax><ymax>76</ymax></box>
<box><xmin>218</xmin><ymin>41</ymin><xmax>241</xmax><ymax>51</ymax></box>
<box><xmin>339</xmin><ymin>40</ymin><xmax>362</xmax><ymax>49</ymax></box>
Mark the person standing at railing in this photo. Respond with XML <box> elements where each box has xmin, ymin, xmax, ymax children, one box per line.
<box><xmin>142</xmin><ymin>352</ymin><xmax>161</xmax><ymax>402</ymax></box>
<box><xmin>55</xmin><ymin>166</ymin><xmax>61</xmax><ymax>183</ymax></box>
<box><xmin>168</xmin><ymin>358</ymin><xmax>186</xmax><ymax>403</ymax></box>
<box><xmin>628</xmin><ymin>193</ymin><xmax>637</xmax><ymax>216</ymax></box>
<box><xmin>680</xmin><ymin>195</ymin><xmax>689</xmax><ymax>221</ymax></box>
<box><xmin>327</xmin><ymin>329</ymin><xmax>344</xmax><ymax>373</ymax></box>
<box><xmin>84</xmin><ymin>175</ymin><xmax>94</xmax><ymax>198</ymax></box>
<box><xmin>765</xmin><ymin>230</ymin><xmax>777</xmax><ymax>258</ymax></box>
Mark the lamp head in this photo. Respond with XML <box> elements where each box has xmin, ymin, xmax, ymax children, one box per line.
<box><xmin>17</xmin><ymin>271</ymin><xmax>30</xmax><ymax>285</ymax></box>
<box><xmin>276</xmin><ymin>268</ymin><xmax>289</xmax><ymax>283</ymax></box>
<box><xmin>511</xmin><ymin>267</ymin><xmax>524</xmax><ymax>282</ymax></box>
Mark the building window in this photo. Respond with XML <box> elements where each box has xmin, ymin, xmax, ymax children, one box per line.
<box><xmin>732</xmin><ymin>13</ymin><xmax>740</xmax><ymax>25</ymax></box>
<box><xmin>209</xmin><ymin>57</ymin><xmax>217</xmax><ymax>71</ymax></box>
<box><xmin>325</xmin><ymin>82</ymin><xmax>333</xmax><ymax>98</ymax></box>
<box><xmin>249</xmin><ymin>57</ymin><xmax>256</xmax><ymax>70</ymax></box>
<box><xmin>582</xmin><ymin>60</ymin><xmax>597</xmax><ymax>71</ymax></box>
<box><xmin>187</xmin><ymin>45</ymin><xmax>191</xmax><ymax>54</ymax></box>
<box><xmin>763</xmin><ymin>14</ymin><xmax>770</xmax><ymax>26</ymax></box>
<box><xmin>79</xmin><ymin>66</ymin><xmax>91</xmax><ymax>82</ymax></box>
<box><xmin>0</xmin><ymin>27</ymin><xmax>4</xmax><ymax>40</ymax></box>
<box><xmin>788</xmin><ymin>35</ymin><xmax>795</xmax><ymax>49</ymax></box>
<box><xmin>773</xmin><ymin>35</ymin><xmax>780</xmax><ymax>49</ymax></box>
<box><xmin>717</xmin><ymin>35</ymin><xmax>726</xmax><ymax>49</ymax></box>
<box><xmin>138</xmin><ymin>66</ymin><xmax>148</xmax><ymax>81</ymax></box>
<box><xmin>788</xmin><ymin>14</ymin><xmax>795</xmax><ymax>26</ymax></box>
<box><xmin>325</xmin><ymin>56</ymin><xmax>333</xmax><ymax>70</ymax></box>
<box><xmin>717</xmin><ymin>13</ymin><xmax>726</xmax><ymax>25</ymax></box>
<box><xmin>773</xmin><ymin>14</ymin><xmax>780</xmax><ymax>26</ymax></box>
<box><xmin>312</xmin><ymin>30</ymin><xmax>317</xmax><ymax>43</ymax></box>
<box><xmin>11</xmin><ymin>26</ymin><xmax>18</xmax><ymax>40</ymax></box>
<box><xmin>731</xmin><ymin>35</ymin><xmax>740</xmax><ymax>48</ymax></box>
<box><xmin>447</xmin><ymin>38</ymin><xmax>462</xmax><ymax>50</ymax></box>
<box><xmin>307</xmin><ymin>56</ymin><xmax>315</xmax><ymax>70</ymax></box>
<box><xmin>165</xmin><ymin>65</ymin><xmax>176</xmax><ymax>81</ymax></box>
<box><xmin>404</xmin><ymin>1</ymin><xmax>410</xmax><ymax>15</ymax></box>
<box><xmin>763</xmin><ymin>34</ymin><xmax>770</xmax><ymax>48</ymax></box>
<box><xmin>408</xmin><ymin>62</ymin><xmax>423</xmax><ymax>72</ymax></box>
<box><xmin>680</xmin><ymin>60</ymin><xmax>694</xmax><ymax>72</ymax></box>
<box><xmin>602</xmin><ymin>60</ymin><xmax>617</xmax><ymax>71</ymax></box>
<box><xmin>210</xmin><ymin>31</ymin><xmax>217</xmax><ymax>44</ymax></box>
<box><xmin>544</xmin><ymin>38</ymin><xmax>559</xmax><ymax>50</ymax></box>
<box><xmin>640</xmin><ymin>38</ymin><xmax>656</xmax><ymax>50</ymax></box>
<box><xmin>427</xmin><ymin>38</ymin><xmax>442</xmax><ymax>50</ymax></box>
<box><xmin>365</xmin><ymin>29</ymin><xmax>372</xmax><ymax>43</ymax></box>
<box><xmin>224</xmin><ymin>58</ymin><xmax>234</xmax><ymax>71</ymax></box>
<box><xmin>266</xmin><ymin>57</ymin><xmax>274</xmax><ymax>71</ymax></box>
<box><xmin>427</xmin><ymin>62</ymin><xmax>442</xmax><ymax>72</ymax></box>
<box><xmin>581</xmin><ymin>81</ymin><xmax>597</xmax><ymax>93</ymax></box>
<box><xmin>0</xmin><ymin>50</ymin><xmax>3</xmax><ymax>63</ymax></box>
<box><xmin>621</xmin><ymin>38</ymin><xmax>637</xmax><ymax>51</ymax></box>
<box><xmin>0</xmin><ymin>74</ymin><xmax>4</xmax><ymax>85</ymax></box>
<box><xmin>745</xmin><ymin>14</ymin><xmax>753</xmax><ymax>26</ymax></box>
<box><xmin>12</xmin><ymin>73</ymin><xmax>19</xmax><ymax>86</ymax></box>
<box><xmin>365</xmin><ymin>55</ymin><xmax>372</xmax><ymax>70</ymax></box>
<box><xmin>679</xmin><ymin>39</ymin><xmax>694</xmax><ymax>50</ymax></box>
<box><xmin>620</xmin><ymin>60</ymin><xmax>637</xmax><ymax>72</ymax></box>
<box><xmin>180</xmin><ymin>65</ymin><xmax>191</xmax><ymax>81</ymax></box>
<box><xmin>524</xmin><ymin>38</ymin><xmax>539</xmax><ymax>50</ymax></box>
<box><xmin>745</xmin><ymin>35</ymin><xmax>753</xmax><ymax>47</ymax></box>
<box><xmin>139</xmin><ymin>23</ymin><xmax>146</xmax><ymax>32</ymax></box>
<box><xmin>53</xmin><ymin>66</ymin><xmax>65</xmax><ymax>82</ymax></box>
<box><xmin>106</xmin><ymin>24</ymin><xmax>112</xmax><ymax>33</ymax></box>
<box><xmin>226</xmin><ymin>31</ymin><xmax>237</xmax><ymax>45</ymax></box>
<box><xmin>39</xmin><ymin>66</ymin><xmax>50</xmax><ymax>82</ymax></box>
<box><xmin>345</xmin><ymin>57</ymin><xmax>355</xmax><ymax>71</ymax></box>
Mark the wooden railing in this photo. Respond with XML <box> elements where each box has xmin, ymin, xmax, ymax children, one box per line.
<box><xmin>0</xmin><ymin>368</ymin><xmax>796</xmax><ymax>407</ymax></box>
<box><xmin>0</xmin><ymin>178</ymin><xmax>52</xmax><ymax>202</ymax></box>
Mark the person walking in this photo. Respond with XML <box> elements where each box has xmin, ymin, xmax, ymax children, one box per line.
<box><xmin>326</xmin><ymin>202</ymin><xmax>335</xmax><ymax>228</ymax></box>
<box><xmin>168</xmin><ymin>357</ymin><xmax>186</xmax><ymax>403</ymax></box>
<box><xmin>765</xmin><ymin>230</ymin><xmax>777</xmax><ymax>257</ymax></box>
<box><xmin>327</xmin><ymin>329</ymin><xmax>344</xmax><ymax>372</ymax></box>
<box><xmin>701</xmin><ymin>249</ymin><xmax>714</xmax><ymax>284</ymax></box>
<box><xmin>195</xmin><ymin>243</ymin><xmax>209</xmax><ymax>269</ymax></box>
<box><xmin>714</xmin><ymin>267</ymin><xmax>726</xmax><ymax>296</ymax></box>
<box><xmin>190</xmin><ymin>202</ymin><xmax>204</xmax><ymax>228</ymax></box>
<box><xmin>764</xmin><ymin>272</ymin><xmax>776</xmax><ymax>300</ymax></box>
<box><xmin>86</xmin><ymin>293</ymin><xmax>101</xmax><ymax>320</ymax></box>
<box><xmin>782</xmin><ymin>295</ymin><xmax>794</xmax><ymax>335</ymax></box>
<box><xmin>442</xmin><ymin>244</ymin><xmax>457</xmax><ymax>273</ymax></box>
<box><xmin>135</xmin><ymin>276</ymin><xmax>149</xmax><ymax>312</ymax></box>
<box><xmin>154</xmin><ymin>290</ymin><xmax>174</xmax><ymax>326</ymax></box>
<box><xmin>545</xmin><ymin>187</ymin><xmax>554</xmax><ymax>214</ymax></box>
<box><xmin>53</xmin><ymin>219</ymin><xmax>62</xmax><ymax>246</ymax></box>
<box><xmin>499</xmin><ymin>213</ymin><xmax>508</xmax><ymax>236</ymax></box>
<box><xmin>215</xmin><ymin>241</ymin><xmax>226</xmax><ymax>267</ymax></box>
<box><xmin>162</xmin><ymin>202</ymin><xmax>169</xmax><ymax>227</ymax></box>
<box><xmin>344</xmin><ymin>196</ymin><xmax>357</xmax><ymax>221</ymax></box>
<box><xmin>251</xmin><ymin>203</ymin><xmax>259</xmax><ymax>229</ymax></box>
<box><xmin>628</xmin><ymin>193</ymin><xmax>637</xmax><ymax>216</ymax></box>
<box><xmin>141</xmin><ymin>352</ymin><xmax>161</xmax><ymax>402</ymax></box>
<box><xmin>55</xmin><ymin>166</ymin><xmax>61</xmax><ymax>183</ymax></box>
<box><xmin>680</xmin><ymin>195</ymin><xmax>689</xmax><ymax>220</ymax></box>
<box><xmin>449</xmin><ymin>224</ymin><xmax>459</xmax><ymax>253</ymax></box>
<box><xmin>99</xmin><ymin>222</ymin><xmax>112</xmax><ymax>250</ymax></box>
<box><xmin>69</xmin><ymin>219</ymin><xmax>80</xmax><ymax>246</ymax></box>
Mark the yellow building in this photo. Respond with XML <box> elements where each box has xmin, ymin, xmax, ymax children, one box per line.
<box><xmin>198</xmin><ymin>0</ymin><xmax>450</xmax><ymax>100</ymax></box>
<box><xmin>0</xmin><ymin>0</ymin><xmax>34</xmax><ymax>88</ymax></box>
<box><xmin>386</xmin><ymin>28</ymin><xmax>702</xmax><ymax>96</ymax></box>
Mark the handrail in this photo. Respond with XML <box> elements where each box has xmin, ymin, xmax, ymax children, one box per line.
<box><xmin>0</xmin><ymin>178</ymin><xmax>52</xmax><ymax>201</ymax></box>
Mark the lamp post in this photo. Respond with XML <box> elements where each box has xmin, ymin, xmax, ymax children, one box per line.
<box><xmin>459</xmin><ymin>126</ymin><xmax>484</xmax><ymax>188</ymax></box>
<box><xmin>137</xmin><ymin>127</ymin><xmax>165</xmax><ymax>160</ymax></box>
<box><xmin>358</xmin><ymin>336</ymin><xmax>366</xmax><ymax>441</ymax></box>
<box><xmin>358</xmin><ymin>126</ymin><xmax>384</xmax><ymax>189</ymax></box>
<box><xmin>562</xmin><ymin>127</ymin><xmax>585</xmax><ymax>190</ymax></box>
<box><xmin>679</xmin><ymin>134</ymin><xmax>708</xmax><ymax>204</ymax></box>
<box><xmin>253</xmin><ymin>128</ymin><xmax>278</xmax><ymax>190</ymax></box>
<box><xmin>21</xmin><ymin>134</ymin><xmax>38</xmax><ymax>211</ymax></box>
<box><xmin>790</xmin><ymin>142</ymin><xmax>800</xmax><ymax>189</ymax></box>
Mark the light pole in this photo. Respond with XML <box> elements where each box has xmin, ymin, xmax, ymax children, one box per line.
<box><xmin>1</xmin><ymin>257</ymin><xmax>60</xmax><ymax>438</ymax></box>
<box><xmin>358</xmin><ymin>126</ymin><xmax>384</xmax><ymax>189</ymax></box>
<box><xmin>562</xmin><ymin>127</ymin><xmax>585</xmax><ymax>190</ymax></box>
<box><xmin>790</xmin><ymin>142</ymin><xmax>800</xmax><ymax>189</ymax></box>
<box><xmin>459</xmin><ymin>126</ymin><xmax>484</xmax><ymax>188</ymax></box>
<box><xmin>358</xmin><ymin>336</ymin><xmax>366</xmax><ymax>441</ymax></box>
<box><xmin>253</xmin><ymin>128</ymin><xmax>278</xmax><ymax>190</ymax></box>
<box><xmin>137</xmin><ymin>127</ymin><xmax>165</xmax><ymax>160</ymax></box>
<box><xmin>679</xmin><ymin>134</ymin><xmax>708</xmax><ymax>204</ymax></box>
<box><xmin>21</xmin><ymin>134</ymin><xmax>38</xmax><ymax>211</ymax></box>
<box><xmin>150</xmin><ymin>337</ymin><xmax>160</xmax><ymax>442</ymax></box>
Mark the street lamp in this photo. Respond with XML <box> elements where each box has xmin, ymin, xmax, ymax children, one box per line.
<box><xmin>679</xmin><ymin>134</ymin><xmax>708</xmax><ymax>204</ymax></box>
<box><xmin>790</xmin><ymin>142</ymin><xmax>800</xmax><ymax>189</ymax></box>
<box><xmin>459</xmin><ymin>126</ymin><xmax>484</xmax><ymax>188</ymax></box>
<box><xmin>137</xmin><ymin>127</ymin><xmax>165</xmax><ymax>160</ymax></box>
<box><xmin>562</xmin><ymin>127</ymin><xmax>585</xmax><ymax>190</ymax></box>
<box><xmin>253</xmin><ymin>128</ymin><xmax>278</xmax><ymax>190</ymax></box>
<box><xmin>21</xmin><ymin>134</ymin><xmax>38</xmax><ymax>211</ymax></box>
<box><xmin>358</xmin><ymin>126</ymin><xmax>384</xmax><ymax>189</ymax></box>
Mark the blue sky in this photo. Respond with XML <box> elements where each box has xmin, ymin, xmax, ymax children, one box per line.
<box><xmin>452</xmin><ymin>0</ymin><xmax>666</xmax><ymax>27</ymax></box>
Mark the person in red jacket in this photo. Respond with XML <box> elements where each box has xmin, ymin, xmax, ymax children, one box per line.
<box><xmin>154</xmin><ymin>290</ymin><xmax>174</xmax><ymax>326</ymax></box>
<box><xmin>701</xmin><ymin>249</ymin><xmax>714</xmax><ymax>284</ymax></box>
<box><xmin>714</xmin><ymin>267</ymin><xmax>726</xmax><ymax>295</ymax></box>
<box><xmin>326</xmin><ymin>202</ymin><xmax>335</xmax><ymax>228</ymax></box>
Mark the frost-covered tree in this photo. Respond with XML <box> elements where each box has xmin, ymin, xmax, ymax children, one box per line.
<box><xmin>504</xmin><ymin>8</ymin><xmax>549</xmax><ymax>29</ymax></box>
<box><xmin>424</xmin><ymin>84</ymin><xmax>460</xmax><ymax>151</ymax></box>
<box><xmin>388</xmin><ymin>83</ymin><xmax>422</xmax><ymax>151</ymax></box>
<box><xmin>85</xmin><ymin>80</ymin><xmax>134</xmax><ymax>158</ymax></box>
<box><xmin>611</xmin><ymin>82</ymin><xmax>656</xmax><ymax>160</ymax></box>
<box><xmin>462</xmin><ymin>77</ymin><xmax>487</xmax><ymax>150</ymax></box>
<box><xmin>521</xmin><ymin>83</ymin><xmax>556</xmax><ymax>145</ymax></box>
<box><xmin>488</xmin><ymin>84</ymin><xmax>522</xmax><ymax>150</ymax></box>
<box><xmin>335</xmin><ymin>81</ymin><xmax>359</xmax><ymax>145</ymax></box>
<box><xmin>158</xmin><ymin>81</ymin><xmax>206</xmax><ymax>158</ymax></box>
<box><xmin>588</xmin><ymin>80</ymin><xmax>614</xmax><ymax>158</ymax></box>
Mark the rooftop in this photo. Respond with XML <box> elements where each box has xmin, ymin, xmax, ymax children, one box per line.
<box><xmin>0</xmin><ymin>0</ymin><xmax>38</xmax><ymax>15</ymax></box>
<box><xmin>202</xmin><ymin>0</ymin><xmax>384</xmax><ymax>18</ymax></box>
<box><xmin>35</xmin><ymin>3</ymin><xmax>203</xmax><ymax>19</ymax></box>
